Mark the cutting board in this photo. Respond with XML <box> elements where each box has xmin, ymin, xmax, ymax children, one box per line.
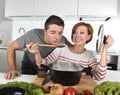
<box><xmin>33</xmin><ymin>75</ymin><xmax>97</xmax><ymax>93</ymax></box>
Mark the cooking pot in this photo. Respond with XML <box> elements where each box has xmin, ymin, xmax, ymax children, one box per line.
<box><xmin>40</xmin><ymin>62</ymin><xmax>84</xmax><ymax>86</ymax></box>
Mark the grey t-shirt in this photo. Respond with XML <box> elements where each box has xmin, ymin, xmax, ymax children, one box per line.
<box><xmin>16</xmin><ymin>29</ymin><xmax>70</xmax><ymax>72</ymax></box>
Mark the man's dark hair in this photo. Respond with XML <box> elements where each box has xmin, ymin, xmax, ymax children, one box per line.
<box><xmin>44</xmin><ymin>15</ymin><xmax>64</xmax><ymax>30</ymax></box>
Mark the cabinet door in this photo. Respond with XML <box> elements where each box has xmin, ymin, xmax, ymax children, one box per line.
<box><xmin>78</xmin><ymin>0</ymin><xmax>118</xmax><ymax>16</ymax></box>
<box><xmin>0</xmin><ymin>49</ymin><xmax>24</xmax><ymax>72</ymax></box>
<box><xmin>5</xmin><ymin>0</ymin><xmax>34</xmax><ymax>17</ymax></box>
<box><xmin>34</xmin><ymin>0</ymin><xmax>78</xmax><ymax>16</ymax></box>
<box><xmin>0</xmin><ymin>49</ymin><xmax>8</xmax><ymax>72</ymax></box>
<box><xmin>0</xmin><ymin>0</ymin><xmax>5</xmax><ymax>20</ymax></box>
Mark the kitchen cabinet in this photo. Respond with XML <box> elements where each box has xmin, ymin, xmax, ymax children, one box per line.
<box><xmin>5</xmin><ymin>0</ymin><xmax>78</xmax><ymax>17</ymax></box>
<box><xmin>0</xmin><ymin>49</ymin><xmax>24</xmax><ymax>73</ymax></box>
<box><xmin>34</xmin><ymin>0</ymin><xmax>78</xmax><ymax>16</ymax></box>
<box><xmin>0</xmin><ymin>49</ymin><xmax>8</xmax><ymax>72</ymax></box>
<box><xmin>118</xmin><ymin>0</ymin><xmax>120</xmax><ymax>15</ymax></box>
<box><xmin>78</xmin><ymin>0</ymin><xmax>118</xmax><ymax>17</ymax></box>
<box><xmin>0</xmin><ymin>0</ymin><xmax>5</xmax><ymax>21</ymax></box>
<box><xmin>5</xmin><ymin>0</ymin><xmax>34</xmax><ymax>17</ymax></box>
<box><xmin>5</xmin><ymin>0</ymin><xmax>118</xmax><ymax>18</ymax></box>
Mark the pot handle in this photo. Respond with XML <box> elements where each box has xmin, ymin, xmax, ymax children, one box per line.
<box><xmin>40</xmin><ymin>64</ymin><xmax>50</xmax><ymax>72</ymax></box>
<box><xmin>37</xmin><ymin>64</ymin><xmax>50</xmax><ymax>77</ymax></box>
<box><xmin>82</xmin><ymin>67</ymin><xmax>93</xmax><ymax>77</ymax></box>
<box><xmin>103</xmin><ymin>35</ymin><xmax>106</xmax><ymax>44</ymax></box>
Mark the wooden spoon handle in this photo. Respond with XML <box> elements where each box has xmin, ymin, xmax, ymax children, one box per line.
<box><xmin>39</xmin><ymin>44</ymin><xmax>65</xmax><ymax>47</ymax></box>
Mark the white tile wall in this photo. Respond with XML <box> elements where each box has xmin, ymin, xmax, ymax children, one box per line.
<box><xmin>0</xmin><ymin>21</ymin><xmax>12</xmax><ymax>46</ymax></box>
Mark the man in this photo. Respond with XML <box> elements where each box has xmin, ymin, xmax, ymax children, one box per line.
<box><xmin>5</xmin><ymin>15</ymin><xmax>71</xmax><ymax>80</ymax></box>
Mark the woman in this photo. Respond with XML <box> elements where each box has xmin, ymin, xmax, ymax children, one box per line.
<box><xmin>27</xmin><ymin>22</ymin><xmax>114</xmax><ymax>80</ymax></box>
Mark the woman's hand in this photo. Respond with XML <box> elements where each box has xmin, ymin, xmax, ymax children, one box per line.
<box><xmin>100</xmin><ymin>35</ymin><xmax>114</xmax><ymax>67</ymax></box>
<box><xmin>103</xmin><ymin>35</ymin><xmax>114</xmax><ymax>49</ymax></box>
<box><xmin>26</xmin><ymin>42</ymin><xmax>39</xmax><ymax>54</ymax></box>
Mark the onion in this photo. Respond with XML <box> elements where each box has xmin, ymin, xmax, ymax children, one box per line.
<box><xmin>50</xmin><ymin>84</ymin><xmax>64</xmax><ymax>95</ymax></box>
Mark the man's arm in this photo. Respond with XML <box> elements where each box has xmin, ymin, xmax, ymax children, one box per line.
<box><xmin>5</xmin><ymin>41</ymin><xmax>21</xmax><ymax>80</ymax></box>
<box><xmin>7</xmin><ymin>41</ymin><xmax>19</xmax><ymax>70</ymax></box>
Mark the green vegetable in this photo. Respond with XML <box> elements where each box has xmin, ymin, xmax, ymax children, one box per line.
<box><xmin>0</xmin><ymin>81</ymin><xmax>47</xmax><ymax>95</ymax></box>
<box><xmin>94</xmin><ymin>81</ymin><xmax>120</xmax><ymax>95</ymax></box>
<box><xmin>0</xmin><ymin>39</ymin><xmax>2</xmax><ymax>44</ymax></box>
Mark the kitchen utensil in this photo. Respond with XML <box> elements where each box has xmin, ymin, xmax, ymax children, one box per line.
<box><xmin>0</xmin><ymin>86</ymin><xmax>25</xmax><ymax>95</ymax></box>
<box><xmin>37</xmin><ymin>64</ymin><xmax>50</xmax><ymax>78</ymax></box>
<box><xmin>39</xmin><ymin>44</ymin><xmax>65</xmax><ymax>47</ymax></box>
<box><xmin>39</xmin><ymin>63</ymin><xmax>84</xmax><ymax>86</ymax></box>
<box><xmin>96</xmin><ymin>24</ymin><xmax>106</xmax><ymax>53</ymax></box>
<box><xmin>41</xmin><ymin>74</ymin><xmax>51</xmax><ymax>87</ymax></box>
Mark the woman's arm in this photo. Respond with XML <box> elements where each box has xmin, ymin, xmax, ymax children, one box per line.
<box><xmin>91</xmin><ymin>35</ymin><xmax>114</xmax><ymax>80</ymax></box>
<box><xmin>100</xmin><ymin>35</ymin><xmax>114</xmax><ymax>66</ymax></box>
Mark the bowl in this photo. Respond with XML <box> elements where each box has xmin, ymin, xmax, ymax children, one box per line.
<box><xmin>0</xmin><ymin>86</ymin><xmax>25</xmax><ymax>95</ymax></box>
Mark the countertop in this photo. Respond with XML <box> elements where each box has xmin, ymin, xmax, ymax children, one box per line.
<box><xmin>95</xmin><ymin>70</ymin><xmax>120</xmax><ymax>84</ymax></box>
<box><xmin>0</xmin><ymin>46</ymin><xmax>7</xmax><ymax>50</ymax></box>
<box><xmin>0</xmin><ymin>73</ymin><xmax>36</xmax><ymax>84</ymax></box>
<box><xmin>0</xmin><ymin>70</ymin><xmax>120</xmax><ymax>85</ymax></box>
<box><xmin>0</xmin><ymin>46</ymin><xmax>25</xmax><ymax>51</ymax></box>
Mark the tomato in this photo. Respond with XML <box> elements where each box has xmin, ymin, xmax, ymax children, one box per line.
<box><xmin>64</xmin><ymin>87</ymin><xmax>76</xmax><ymax>95</ymax></box>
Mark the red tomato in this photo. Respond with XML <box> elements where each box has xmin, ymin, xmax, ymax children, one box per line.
<box><xmin>64</xmin><ymin>87</ymin><xmax>76</xmax><ymax>95</ymax></box>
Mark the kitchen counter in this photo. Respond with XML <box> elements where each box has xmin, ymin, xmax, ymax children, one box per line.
<box><xmin>0</xmin><ymin>46</ymin><xmax>7</xmax><ymax>50</ymax></box>
<box><xmin>95</xmin><ymin>70</ymin><xmax>120</xmax><ymax>84</ymax></box>
<box><xmin>0</xmin><ymin>73</ymin><xmax>36</xmax><ymax>84</ymax></box>
<box><xmin>0</xmin><ymin>70</ymin><xmax>120</xmax><ymax>85</ymax></box>
<box><xmin>0</xmin><ymin>46</ymin><xmax>25</xmax><ymax>51</ymax></box>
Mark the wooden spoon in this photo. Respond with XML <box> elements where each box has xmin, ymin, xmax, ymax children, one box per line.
<box><xmin>39</xmin><ymin>44</ymin><xmax>65</xmax><ymax>47</ymax></box>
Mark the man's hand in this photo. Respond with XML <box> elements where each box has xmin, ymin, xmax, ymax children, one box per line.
<box><xmin>4</xmin><ymin>70</ymin><xmax>21</xmax><ymax>80</ymax></box>
<box><xmin>26</xmin><ymin>42</ymin><xmax>39</xmax><ymax>54</ymax></box>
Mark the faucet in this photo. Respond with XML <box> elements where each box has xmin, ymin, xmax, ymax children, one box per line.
<box><xmin>19</xmin><ymin>27</ymin><xmax>25</xmax><ymax>34</ymax></box>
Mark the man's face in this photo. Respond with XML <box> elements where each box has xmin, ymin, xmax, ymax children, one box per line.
<box><xmin>44</xmin><ymin>24</ymin><xmax>64</xmax><ymax>44</ymax></box>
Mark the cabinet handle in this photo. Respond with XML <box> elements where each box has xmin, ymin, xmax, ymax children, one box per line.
<box><xmin>19</xmin><ymin>27</ymin><xmax>25</xmax><ymax>34</ymax></box>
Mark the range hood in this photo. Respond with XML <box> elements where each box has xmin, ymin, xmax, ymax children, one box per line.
<box><xmin>78</xmin><ymin>15</ymin><xmax>111</xmax><ymax>21</ymax></box>
<box><xmin>5</xmin><ymin>15</ymin><xmax>112</xmax><ymax>21</ymax></box>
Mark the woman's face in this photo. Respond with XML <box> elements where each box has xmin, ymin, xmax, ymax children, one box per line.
<box><xmin>72</xmin><ymin>25</ymin><xmax>91</xmax><ymax>46</ymax></box>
